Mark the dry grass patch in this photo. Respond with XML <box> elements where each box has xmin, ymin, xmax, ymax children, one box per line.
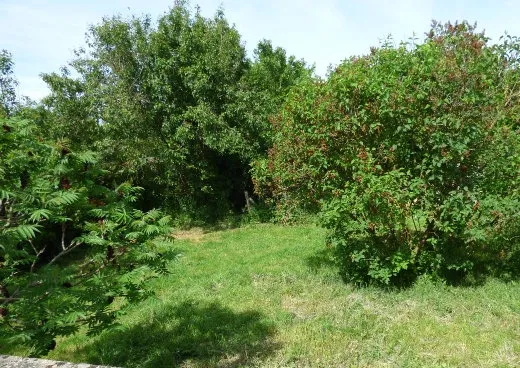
<box><xmin>174</xmin><ymin>228</ymin><xmax>212</xmax><ymax>242</ymax></box>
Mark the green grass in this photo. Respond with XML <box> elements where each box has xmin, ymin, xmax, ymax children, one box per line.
<box><xmin>42</xmin><ymin>223</ymin><xmax>520</xmax><ymax>367</ymax></box>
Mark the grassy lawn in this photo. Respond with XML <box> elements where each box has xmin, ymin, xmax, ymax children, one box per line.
<box><xmin>44</xmin><ymin>223</ymin><xmax>520</xmax><ymax>367</ymax></box>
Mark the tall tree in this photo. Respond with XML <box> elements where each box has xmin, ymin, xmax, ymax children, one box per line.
<box><xmin>43</xmin><ymin>4</ymin><xmax>310</xmax><ymax>220</ymax></box>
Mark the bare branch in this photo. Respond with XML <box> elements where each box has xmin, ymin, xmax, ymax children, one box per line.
<box><xmin>61</xmin><ymin>222</ymin><xmax>66</xmax><ymax>251</ymax></box>
<box><xmin>30</xmin><ymin>240</ymin><xmax>47</xmax><ymax>273</ymax></box>
<box><xmin>47</xmin><ymin>240</ymin><xmax>82</xmax><ymax>267</ymax></box>
<box><xmin>0</xmin><ymin>297</ymin><xmax>20</xmax><ymax>303</ymax></box>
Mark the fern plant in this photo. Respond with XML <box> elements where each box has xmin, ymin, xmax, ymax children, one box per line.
<box><xmin>0</xmin><ymin>117</ymin><xmax>175</xmax><ymax>355</ymax></box>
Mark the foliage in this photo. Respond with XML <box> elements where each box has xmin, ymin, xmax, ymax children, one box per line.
<box><xmin>265</xmin><ymin>21</ymin><xmax>520</xmax><ymax>284</ymax></box>
<box><xmin>252</xmin><ymin>77</ymin><xmax>327</xmax><ymax>221</ymax></box>
<box><xmin>0</xmin><ymin>50</ymin><xmax>18</xmax><ymax>117</ymax></box>
<box><xmin>0</xmin><ymin>117</ymin><xmax>175</xmax><ymax>355</ymax></box>
<box><xmin>42</xmin><ymin>4</ymin><xmax>310</xmax><ymax>220</ymax></box>
<box><xmin>229</xmin><ymin>40</ymin><xmax>312</xmax><ymax>157</ymax></box>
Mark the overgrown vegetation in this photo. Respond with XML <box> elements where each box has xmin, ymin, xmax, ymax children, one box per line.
<box><xmin>262</xmin><ymin>21</ymin><xmax>520</xmax><ymax>285</ymax></box>
<box><xmin>2</xmin><ymin>1</ymin><xmax>520</xmax><ymax>362</ymax></box>
<box><xmin>0</xmin><ymin>117</ymin><xmax>175</xmax><ymax>354</ymax></box>
<box><xmin>0</xmin><ymin>50</ymin><xmax>18</xmax><ymax>118</ymax></box>
<box><xmin>42</xmin><ymin>5</ymin><xmax>310</xmax><ymax>220</ymax></box>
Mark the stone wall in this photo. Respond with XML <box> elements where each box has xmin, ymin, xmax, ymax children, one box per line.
<box><xmin>0</xmin><ymin>355</ymin><xmax>118</xmax><ymax>368</ymax></box>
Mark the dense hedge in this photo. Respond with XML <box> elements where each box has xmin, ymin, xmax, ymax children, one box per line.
<box><xmin>260</xmin><ymin>22</ymin><xmax>520</xmax><ymax>284</ymax></box>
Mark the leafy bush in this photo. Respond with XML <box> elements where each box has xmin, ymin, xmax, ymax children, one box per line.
<box><xmin>265</xmin><ymin>22</ymin><xmax>520</xmax><ymax>284</ymax></box>
<box><xmin>0</xmin><ymin>118</ymin><xmax>175</xmax><ymax>354</ymax></box>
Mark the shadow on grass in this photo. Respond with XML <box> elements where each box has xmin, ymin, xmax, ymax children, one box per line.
<box><xmin>306</xmin><ymin>247</ymin><xmax>496</xmax><ymax>290</ymax></box>
<box><xmin>305</xmin><ymin>247</ymin><xmax>337</xmax><ymax>273</ymax></box>
<box><xmin>80</xmin><ymin>300</ymin><xmax>278</xmax><ymax>368</ymax></box>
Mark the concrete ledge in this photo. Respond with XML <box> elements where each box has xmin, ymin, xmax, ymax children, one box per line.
<box><xmin>0</xmin><ymin>355</ymin><xmax>118</xmax><ymax>368</ymax></box>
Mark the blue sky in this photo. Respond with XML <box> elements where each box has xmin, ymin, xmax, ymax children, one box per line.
<box><xmin>1</xmin><ymin>0</ymin><xmax>518</xmax><ymax>101</ymax></box>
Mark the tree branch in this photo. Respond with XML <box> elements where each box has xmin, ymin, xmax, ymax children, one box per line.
<box><xmin>29</xmin><ymin>240</ymin><xmax>47</xmax><ymax>273</ymax></box>
<box><xmin>47</xmin><ymin>240</ymin><xmax>82</xmax><ymax>267</ymax></box>
<box><xmin>61</xmin><ymin>222</ymin><xmax>67</xmax><ymax>250</ymax></box>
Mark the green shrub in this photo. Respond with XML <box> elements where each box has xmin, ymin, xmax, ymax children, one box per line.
<box><xmin>0</xmin><ymin>118</ymin><xmax>175</xmax><ymax>354</ymax></box>
<box><xmin>266</xmin><ymin>21</ymin><xmax>520</xmax><ymax>285</ymax></box>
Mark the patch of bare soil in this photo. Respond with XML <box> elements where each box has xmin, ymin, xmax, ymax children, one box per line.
<box><xmin>173</xmin><ymin>228</ymin><xmax>208</xmax><ymax>242</ymax></box>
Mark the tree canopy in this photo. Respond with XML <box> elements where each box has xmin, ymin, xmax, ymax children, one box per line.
<box><xmin>42</xmin><ymin>5</ymin><xmax>310</xmax><ymax>220</ymax></box>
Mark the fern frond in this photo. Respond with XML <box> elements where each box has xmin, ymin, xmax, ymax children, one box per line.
<box><xmin>143</xmin><ymin>209</ymin><xmax>161</xmax><ymax>222</ymax></box>
<box><xmin>15</xmin><ymin>224</ymin><xmax>41</xmax><ymax>240</ymax></box>
<box><xmin>90</xmin><ymin>208</ymin><xmax>108</xmax><ymax>218</ymax></box>
<box><xmin>73</xmin><ymin>151</ymin><xmax>97</xmax><ymax>165</ymax></box>
<box><xmin>143</xmin><ymin>224</ymin><xmax>161</xmax><ymax>236</ymax></box>
<box><xmin>28</xmin><ymin>209</ymin><xmax>52</xmax><ymax>223</ymax></box>
<box><xmin>48</xmin><ymin>191</ymin><xmax>80</xmax><ymax>206</ymax></box>
<box><xmin>112</xmin><ymin>208</ymin><xmax>132</xmax><ymax>225</ymax></box>
<box><xmin>157</xmin><ymin>215</ymin><xmax>172</xmax><ymax>227</ymax></box>
<box><xmin>0</xmin><ymin>189</ymin><xmax>12</xmax><ymax>200</ymax></box>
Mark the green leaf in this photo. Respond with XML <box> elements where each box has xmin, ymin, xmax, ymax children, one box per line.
<box><xmin>48</xmin><ymin>191</ymin><xmax>80</xmax><ymax>206</ymax></box>
<box><xmin>15</xmin><ymin>224</ymin><xmax>41</xmax><ymax>240</ymax></box>
<box><xmin>28</xmin><ymin>209</ymin><xmax>52</xmax><ymax>223</ymax></box>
